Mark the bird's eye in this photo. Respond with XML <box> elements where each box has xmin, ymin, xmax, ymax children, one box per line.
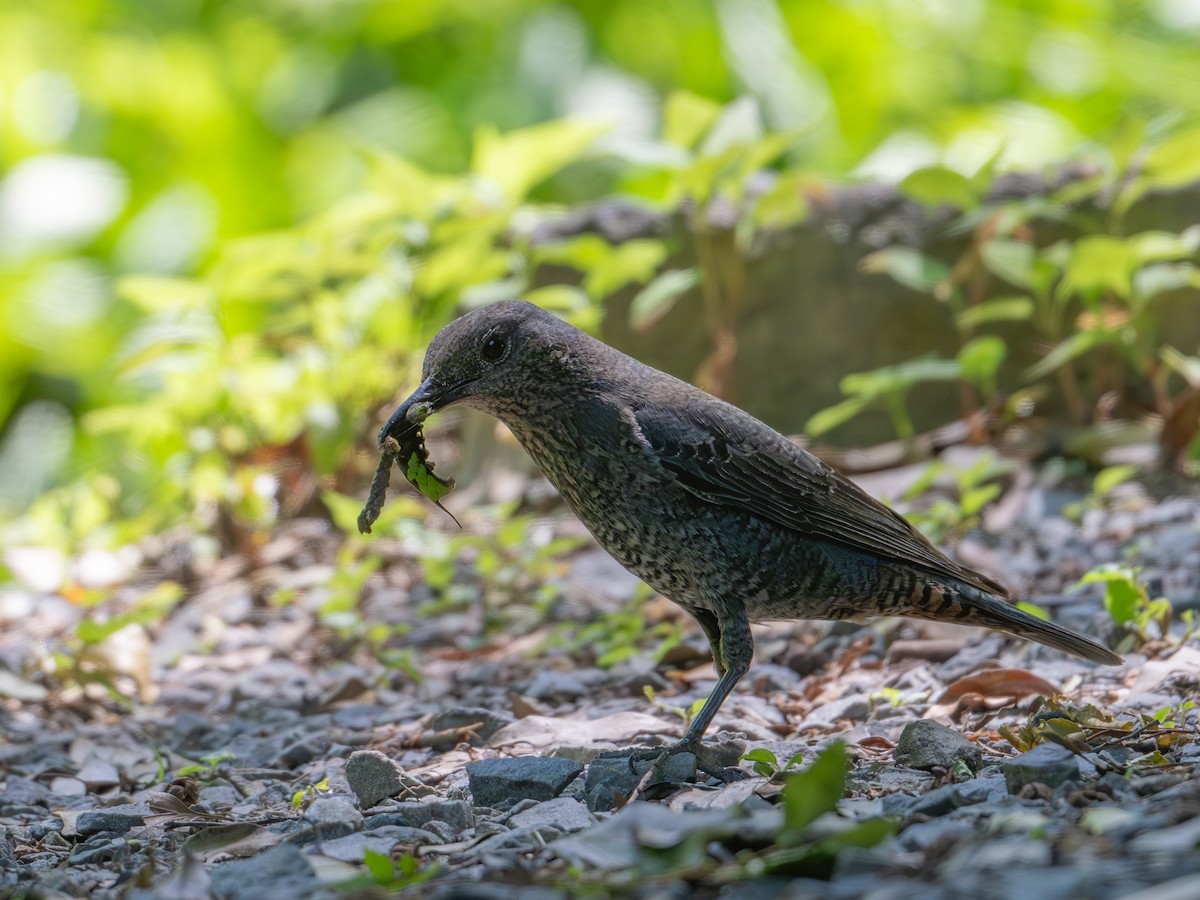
<box><xmin>481</xmin><ymin>330</ymin><xmax>509</xmax><ymax>362</ymax></box>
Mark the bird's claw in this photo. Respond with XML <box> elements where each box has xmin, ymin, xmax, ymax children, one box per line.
<box><xmin>593</xmin><ymin>740</ymin><xmax>743</xmax><ymax>783</ymax></box>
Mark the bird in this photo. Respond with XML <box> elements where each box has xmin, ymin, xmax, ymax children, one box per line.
<box><xmin>379</xmin><ymin>300</ymin><xmax>1122</xmax><ymax>753</ymax></box>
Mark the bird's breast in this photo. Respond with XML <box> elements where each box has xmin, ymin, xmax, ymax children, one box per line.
<box><xmin>504</xmin><ymin>404</ymin><xmax>736</xmax><ymax>604</ymax></box>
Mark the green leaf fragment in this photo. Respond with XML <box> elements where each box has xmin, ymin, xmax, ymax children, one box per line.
<box><xmin>406</xmin><ymin>451</ymin><xmax>453</xmax><ymax>502</ymax></box>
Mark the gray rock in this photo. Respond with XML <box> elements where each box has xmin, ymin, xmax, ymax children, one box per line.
<box><xmin>1001</xmin><ymin>744</ymin><xmax>1080</xmax><ymax>793</ymax></box>
<box><xmin>1128</xmin><ymin>814</ymin><xmax>1200</xmax><ymax>855</ymax></box>
<box><xmin>893</xmin><ymin>774</ymin><xmax>1007</xmax><ymax>818</ymax></box>
<box><xmin>306</xmin><ymin>831</ymin><xmax>398</xmax><ymax>863</ymax></box>
<box><xmin>69</xmin><ymin>836</ymin><xmax>131</xmax><ymax>865</ymax></box>
<box><xmin>428</xmin><ymin>707</ymin><xmax>515</xmax><ymax>745</ymax></box>
<box><xmin>366</xmin><ymin>825</ymin><xmax>443</xmax><ymax>845</ymax></box>
<box><xmin>363</xmin><ymin>799</ymin><xmax>474</xmax><ymax>833</ymax></box>
<box><xmin>989</xmin><ymin>867</ymin><xmax>1088</xmax><ymax>900</ymax></box>
<box><xmin>899</xmin><ymin>818</ymin><xmax>974</xmax><ymax>851</ymax></box>
<box><xmin>956</xmin><ymin>834</ymin><xmax>1052</xmax><ymax>870</ymax></box>
<box><xmin>583</xmin><ymin>755</ymin><xmax>654</xmax><ymax>812</ymax></box>
<box><xmin>509</xmin><ymin>797</ymin><xmax>595</xmax><ymax>835</ymax></box>
<box><xmin>289</xmin><ymin>796</ymin><xmax>363</xmax><ymax>845</ymax></box>
<box><xmin>466</xmin><ymin>757</ymin><xmax>583</xmax><ymax>810</ymax></box>
<box><xmin>210</xmin><ymin>843</ymin><xmax>322</xmax><ymax>900</ymax></box>
<box><xmin>797</xmin><ymin>694</ymin><xmax>871</xmax><ymax>730</ymax></box>
<box><xmin>894</xmin><ymin>720</ymin><xmax>982</xmax><ymax>772</ymax></box>
<box><xmin>0</xmin><ymin>775</ymin><xmax>50</xmax><ymax>807</ymax></box>
<box><xmin>521</xmin><ymin>669</ymin><xmax>593</xmax><ymax>701</ymax></box>
<box><xmin>851</xmin><ymin>764</ymin><xmax>935</xmax><ymax>807</ymax></box>
<box><xmin>345</xmin><ymin>750</ymin><xmax>407</xmax><ymax>809</ymax></box>
<box><xmin>75</xmin><ymin>803</ymin><xmax>151</xmax><ymax>837</ymax></box>
<box><xmin>581</xmin><ymin>751</ymin><xmax>697</xmax><ymax>812</ymax></box>
<box><xmin>278</xmin><ymin>736</ymin><xmax>330</xmax><ymax>768</ymax></box>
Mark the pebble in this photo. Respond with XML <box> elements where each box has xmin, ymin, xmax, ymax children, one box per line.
<box><xmin>363</xmin><ymin>800</ymin><xmax>473</xmax><ymax>833</ymax></box>
<box><xmin>290</xmin><ymin>796</ymin><xmax>363</xmax><ymax>845</ymax></box>
<box><xmin>74</xmin><ymin>803</ymin><xmax>151</xmax><ymax>838</ymax></box>
<box><xmin>1001</xmin><ymin>744</ymin><xmax>1081</xmax><ymax>793</ymax></box>
<box><xmin>893</xmin><ymin>720</ymin><xmax>982</xmax><ymax>772</ymax></box>
<box><xmin>582</xmin><ymin>752</ymin><xmax>697</xmax><ymax>812</ymax></box>
<box><xmin>428</xmin><ymin>706</ymin><xmax>516</xmax><ymax>744</ymax></box>
<box><xmin>509</xmin><ymin>797</ymin><xmax>594</xmax><ymax>835</ymax></box>
<box><xmin>209</xmin><ymin>843</ymin><xmax>321</xmax><ymax>900</ymax></box>
<box><xmin>345</xmin><ymin>749</ymin><xmax>408</xmax><ymax>809</ymax></box>
<box><xmin>307</xmin><ymin>831</ymin><xmax>398</xmax><ymax>863</ymax></box>
<box><xmin>466</xmin><ymin>757</ymin><xmax>584</xmax><ymax>810</ymax></box>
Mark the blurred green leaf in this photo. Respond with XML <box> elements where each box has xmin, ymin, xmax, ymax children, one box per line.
<box><xmin>980</xmin><ymin>239</ymin><xmax>1035</xmax><ymax>289</ymax></box>
<box><xmin>860</xmin><ymin>248</ymin><xmax>950</xmax><ymax>294</ymax></box>
<box><xmin>664</xmin><ymin>90</ymin><xmax>722</xmax><ymax>150</ymax></box>
<box><xmin>956</xmin><ymin>296</ymin><xmax>1034</xmax><ymax>330</ymax></box>
<box><xmin>746</xmin><ymin>173</ymin><xmax>810</xmax><ymax>233</ymax></box>
<box><xmin>583</xmin><ymin>240</ymin><xmax>669</xmax><ymax>300</ymax></box>
<box><xmin>841</xmin><ymin>358</ymin><xmax>961</xmax><ymax>396</ymax></box>
<box><xmin>958</xmin><ymin>336</ymin><xmax>1007</xmax><ymax>392</ymax></box>
<box><xmin>1057</xmin><ymin>236</ymin><xmax>1135</xmax><ymax>301</ymax></box>
<box><xmin>900</xmin><ymin>165</ymin><xmax>978</xmax><ymax>210</ymax></box>
<box><xmin>1093</xmin><ymin>464</ymin><xmax>1139</xmax><ymax>497</ymax></box>
<box><xmin>629</xmin><ymin>269</ymin><xmax>699</xmax><ymax>333</ymax></box>
<box><xmin>1140</xmin><ymin>125</ymin><xmax>1200</xmax><ymax>191</ymax></box>
<box><xmin>1025</xmin><ymin>329</ymin><xmax>1117</xmax><ymax>382</ymax></box>
<box><xmin>472</xmin><ymin>119</ymin><xmax>606</xmax><ymax>204</ymax></box>
<box><xmin>782</xmin><ymin>742</ymin><xmax>847</xmax><ymax>836</ymax></box>
<box><xmin>805</xmin><ymin>396</ymin><xmax>872</xmax><ymax>437</ymax></box>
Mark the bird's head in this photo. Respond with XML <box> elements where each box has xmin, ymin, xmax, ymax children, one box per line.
<box><xmin>379</xmin><ymin>300</ymin><xmax>579</xmax><ymax>444</ymax></box>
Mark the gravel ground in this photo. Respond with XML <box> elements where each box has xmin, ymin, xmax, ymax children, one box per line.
<box><xmin>1</xmin><ymin>457</ymin><xmax>1198</xmax><ymax>898</ymax></box>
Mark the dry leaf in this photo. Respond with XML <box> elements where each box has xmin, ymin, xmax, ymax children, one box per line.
<box><xmin>925</xmin><ymin>668</ymin><xmax>1059</xmax><ymax>719</ymax></box>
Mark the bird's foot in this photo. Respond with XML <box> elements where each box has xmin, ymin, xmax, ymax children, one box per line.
<box><xmin>594</xmin><ymin>740</ymin><xmax>692</xmax><ymax>763</ymax></box>
<box><xmin>594</xmin><ymin>740</ymin><xmax>745</xmax><ymax>783</ymax></box>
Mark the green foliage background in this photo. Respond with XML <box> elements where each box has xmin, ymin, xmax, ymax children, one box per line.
<box><xmin>3</xmin><ymin>0</ymin><xmax>1200</xmax><ymax>553</ymax></box>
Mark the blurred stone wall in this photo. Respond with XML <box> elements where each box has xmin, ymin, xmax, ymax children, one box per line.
<box><xmin>535</xmin><ymin>176</ymin><xmax>1200</xmax><ymax>445</ymax></box>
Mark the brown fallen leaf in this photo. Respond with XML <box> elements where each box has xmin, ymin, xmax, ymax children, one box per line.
<box><xmin>925</xmin><ymin>668</ymin><xmax>1060</xmax><ymax>719</ymax></box>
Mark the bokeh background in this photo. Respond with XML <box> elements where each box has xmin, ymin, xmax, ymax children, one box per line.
<box><xmin>3</xmin><ymin>0</ymin><xmax>1200</xmax><ymax>563</ymax></box>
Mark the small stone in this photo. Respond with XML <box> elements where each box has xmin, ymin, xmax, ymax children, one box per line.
<box><xmin>210</xmin><ymin>843</ymin><xmax>320</xmax><ymax>900</ymax></box>
<box><xmin>797</xmin><ymin>694</ymin><xmax>871</xmax><ymax>730</ymax></box>
<box><xmin>509</xmin><ymin>797</ymin><xmax>594</xmax><ymax>835</ymax></box>
<box><xmin>292</xmin><ymin>796</ymin><xmax>363</xmax><ymax>845</ymax></box>
<box><xmin>366</xmin><ymin>825</ymin><xmax>443</xmax><ymax>845</ymax></box>
<box><xmin>428</xmin><ymin>707</ymin><xmax>515</xmax><ymax>745</ymax></box>
<box><xmin>346</xmin><ymin>750</ymin><xmax>407</xmax><ymax>809</ymax></box>
<box><xmin>278</xmin><ymin>737</ymin><xmax>330</xmax><ymax>768</ymax></box>
<box><xmin>1002</xmin><ymin>744</ymin><xmax>1081</xmax><ymax>793</ymax></box>
<box><xmin>522</xmin><ymin>669</ymin><xmax>592</xmax><ymax>701</ymax></box>
<box><xmin>75</xmin><ymin>803</ymin><xmax>151</xmax><ymax>837</ymax></box>
<box><xmin>69</xmin><ymin>836</ymin><xmax>130</xmax><ymax>865</ymax></box>
<box><xmin>466</xmin><ymin>757</ymin><xmax>583</xmax><ymax>810</ymax></box>
<box><xmin>1128</xmin><ymin>814</ymin><xmax>1200</xmax><ymax>855</ymax></box>
<box><xmin>851</xmin><ymin>764</ymin><xmax>935</xmax><ymax>808</ymax></box>
<box><xmin>904</xmin><ymin>775</ymin><xmax>1007</xmax><ymax>817</ymax></box>
<box><xmin>583</xmin><ymin>757</ymin><xmax>641</xmax><ymax>812</ymax></box>
<box><xmin>306</xmin><ymin>832</ymin><xmax>398</xmax><ymax>863</ymax></box>
<box><xmin>0</xmin><ymin>776</ymin><xmax>50</xmax><ymax>808</ymax></box>
<box><xmin>580</xmin><ymin>750</ymin><xmax>696</xmax><ymax>812</ymax></box>
<box><xmin>899</xmin><ymin>818</ymin><xmax>973</xmax><ymax>851</ymax></box>
<box><xmin>894</xmin><ymin>720</ymin><xmax>982</xmax><ymax>772</ymax></box>
<box><xmin>364</xmin><ymin>799</ymin><xmax>474</xmax><ymax>833</ymax></box>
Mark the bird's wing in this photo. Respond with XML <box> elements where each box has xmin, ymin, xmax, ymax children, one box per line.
<box><xmin>632</xmin><ymin>402</ymin><xmax>1010</xmax><ymax>597</ymax></box>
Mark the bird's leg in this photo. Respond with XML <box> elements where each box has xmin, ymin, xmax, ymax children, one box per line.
<box><xmin>691</xmin><ymin>607</ymin><xmax>726</xmax><ymax>678</ymax></box>
<box><xmin>595</xmin><ymin>602</ymin><xmax>751</xmax><ymax>779</ymax></box>
<box><xmin>674</xmin><ymin>603</ymin><xmax>751</xmax><ymax>750</ymax></box>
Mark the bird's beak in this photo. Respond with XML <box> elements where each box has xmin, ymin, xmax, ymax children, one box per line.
<box><xmin>378</xmin><ymin>376</ymin><xmax>472</xmax><ymax>446</ymax></box>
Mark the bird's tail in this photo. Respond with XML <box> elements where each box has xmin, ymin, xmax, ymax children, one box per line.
<box><xmin>903</xmin><ymin>578</ymin><xmax>1123</xmax><ymax>665</ymax></box>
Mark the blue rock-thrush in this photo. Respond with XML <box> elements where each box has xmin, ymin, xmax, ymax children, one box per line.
<box><xmin>379</xmin><ymin>300</ymin><xmax>1121</xmax><ymax>752</ymax></box>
